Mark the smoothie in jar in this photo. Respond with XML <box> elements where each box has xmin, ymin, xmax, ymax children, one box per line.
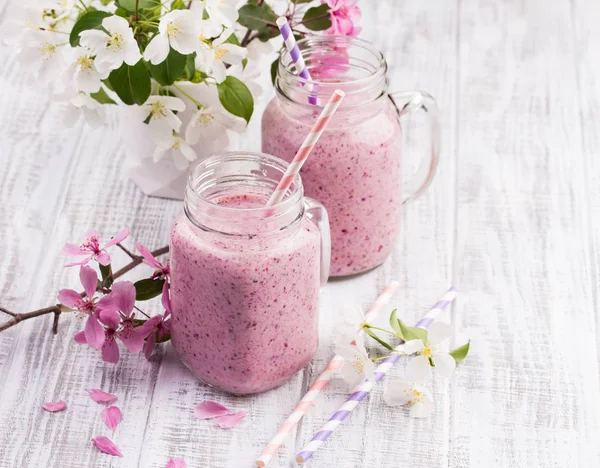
<box><xmin>263</xmin><ymin>97</ymin><xmax>401</xmax><ymax>277</ymax></box>
<box><xmin>169</xmin><ymin>153</ymin><xmax>329</xmax><ymax>395</ymax></box>
<box><xmin>263</xmin><ymin>36</ymin><xmax>440</xmax><ymax>277</ymax></box>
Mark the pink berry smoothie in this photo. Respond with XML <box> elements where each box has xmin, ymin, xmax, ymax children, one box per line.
<box><xmin>169</xmin><ymin>193</ymin><xmax>321</xmax><ymax>395</ymax></box>
<box><xmin>262</xmin><ymin>98</ymin><xmax>402</xmax><ymax>276</ymax></box>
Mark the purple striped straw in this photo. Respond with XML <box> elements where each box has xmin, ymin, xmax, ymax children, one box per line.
<box><xmin>276</xmin><ymin>17</ymin><xmax>317</xmax><ymax>105</ymax></box>
<box><xmin>296</xmin><ymin>286</ymin><xmax>458</xmax><ymax>464</ymax></box>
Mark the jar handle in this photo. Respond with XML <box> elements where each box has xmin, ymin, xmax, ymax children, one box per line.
<box><xmin>389</xmin><ymin>91</ymin><xmax>441</xmax><ymax>204</ymax></box>
<box><xmin>304</xmin><ymin>197</ymin><xmax>331</xmax><ymax>286</ymax></box>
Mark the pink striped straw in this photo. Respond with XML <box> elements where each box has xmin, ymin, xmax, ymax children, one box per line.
<box><xmin>255</xmin><ymin>281</ymin><xmax>400</xmax><ymax>467</ymax></box>
<box><xmin>296</xmin><ymin>287</ymin><xmax>458</xmax><ymax>464</ymax></box>
<box><xmin>266</xmin><ymin>89</ymin><xmax>344</xmax><ymax>206</ymax></box>
<box><xmin>276</xmin><ymin>16</ymin><xmax>316</xmax><ymax>104</ymax></box>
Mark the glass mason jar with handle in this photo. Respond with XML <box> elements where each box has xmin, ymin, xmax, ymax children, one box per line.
<box><xmin>262</xmin><ymin>36</ymin><xmax>440</xmax><ymax>277</ymax></box>
<box><xmin>169</xmin><ymin>152</ymin><xmax>330</xmax><ymax>395</ymax></box>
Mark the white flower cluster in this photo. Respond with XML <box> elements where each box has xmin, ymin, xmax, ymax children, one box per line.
<box><xmin>4</xmin><ymin>0</ymin><xmax>272</xmax><ymax>169</ymax></box>
<box><xmin>335</xmin><ymin>307</ymin><xmax>463</xmax><ymax>418</ymax></box>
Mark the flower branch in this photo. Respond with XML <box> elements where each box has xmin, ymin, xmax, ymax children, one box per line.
<box><xmin>0</xmin><ymin>245</ymin><xmax>169</xmax><ymax>335</ymax></box>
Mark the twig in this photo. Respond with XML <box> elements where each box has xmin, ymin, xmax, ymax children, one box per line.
<box><xmin>116</xmin><ymin>242</ymin><xmax>139</xmax><ymax>261</ymax></box>
<box><xmin>0</xmin><ymin>245</ymin><xmax>170</xmax><ymax>334</ymax></box>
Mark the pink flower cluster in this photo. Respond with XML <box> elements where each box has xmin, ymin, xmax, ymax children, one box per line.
<box><xmin>61</xmin><ymin>228</ymin><xmax>171</xmax><ymax>363</ymax></box>
<box><xmin>323</xmin><ymin>0</ymin><xmax>362</xmax><ymax>36</ymax></box>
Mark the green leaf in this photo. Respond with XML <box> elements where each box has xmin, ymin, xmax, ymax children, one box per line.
<box><xmin>302</xmin><ymin>4</ymin><xmax>332</xmax><ymax>31</ymax></box>
<box><xmin>69</xmin><ymin>10</ymin><xmax>111</xmax><ymax>47</ymax></box>
<box><xmin>117</xmin><ymin>0</ymin><xmax>160</xmax><ymax>12</ymax></box>
<box><xmin>108</xmin><ymin>60</ymin><xmax>151</xmax><ymax>105</ymax></box>
<box><xmin>99</xmin><ymin>264</ymin><xmax>113</xmax><ymax>288</ymax></box>
<box><xmin>102</xmin><ymin>79</ymin><xmax>114</xmax><ymax>91</ymax></box>
<box><xmin>389</xmin><ymin>309</ymin><xmax>403</xmax><ymax>338</ymax></box>
<box><xmin>148</xmin><ymin>48</ymin><xmax>187</xmax><ymax>86</ymax></box>
<box><xmin>257</xmin><ymin>24</ymin><xmax>280</xmax><ymax>42</ymax></box>
<box><xmin>449</xmin><ymin>340</ymin><xmax>471</xmax><ymax>363</ymax></box>
<box><xmin>398</xmin><ymin>319</ymin><xmax>428</xmax><ymax>344</ymax></box>
<box><xmin>90</xmin><ymin>87</ymin><xmax>116</xmax><ymax>105</ymax></box>
<box><xmin>238</xmin><ymin>4</ymin><xmax>277</xmax><ymax>30</ymax></box>
<box><xmin>217</xmin><ymin>76</ymin><xmax>254</xmax><ymax>124</ymax></box>
<box><xmin>270</xmin><ymin>57</ymin><xmax>279</xmax><ymax>85</ymax></box>
<box><xmin>364</xmin><ymin>328</ymin><xmax>395</xmax><ymax>351</ymax></box>
<box><xmin>134</xmin><ymin>278</ymin><xmax>165</xmax><ymax>301</ymax></box>
<box><xmin>184</xmin><ymin>54</ymin><xmax>196</xmax><ymax>80</ymax></box>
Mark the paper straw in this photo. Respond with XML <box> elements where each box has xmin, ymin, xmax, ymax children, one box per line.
<box><xmin>276</xmin><ymin>16</ymin><xmax>316</xmax><ymax>104</ymax></box>
<box><xmin>296</xmin><ymin>286</ymin><xmax>458</xmax><ymax>464</ymax></box>
<box><xmin>266</xmin><ymin>89</ymin><xmax>344</xmax><ymax>206</ymax></box>
<box><xmin>255</xmin><ymin>281</ymin><xmax>400</xmax><ymax>467</ymax></box>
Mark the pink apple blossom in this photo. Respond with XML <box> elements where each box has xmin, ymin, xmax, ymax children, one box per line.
<box><xmin>322</xmin><ymin>0</ymin><xmax>362</xmax><ymax>36</ymax></box>
<box><xmin>138</xmin><ymin>282</ymin><xmax>172</xmax><ymax>359</ymax></box>
<box><xmin>58</xmin><ymin>265</ymin><xmax>113</xmax><ymax>350</ymax></box>
<box><xmin>63</xmin><ymin>227</ymin><xmax>130</xmax><ymax>267</ymax></box>
<box><xmin>135</xmin><ymin>242</ymin><xmax>170</xmax><ymax>280</ymax></box>
<box><xmin>97</xmin><ymin>281</ymin><xmax>148</xmax><ymax>363</ymax></box>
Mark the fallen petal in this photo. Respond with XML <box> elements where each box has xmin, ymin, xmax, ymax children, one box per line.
<box><xmin>42</xmin><ymin>401</ymin><xmax>67</xmax><ymax>412</ymax></box>
<box><xmin>194</xmin><ymin>401</ymin><xmax>229</xmax><ymax>420</ymax></box>
<box><xmin>166</xmin><ymin>458</ymin><xmax>187</xmax><ymax>468</ymax></box>
<box><xmin>92</xmin><ymin>436</ymin><xmax>123</xmax><ymax>457</ymax></box>
<box><xmin>101</xmin><ymin>406</ymin><xmax>122</xmax><ymax>431</ymax></box>
<box><xmin>86</xmin><ymin>388</ymin><xmax>117</xmax><ymax>404</ymax></box>
<box><xmin>215</xmin><ymin>411</ymin><xmax>246</xmax><ymax>429</ymax></box>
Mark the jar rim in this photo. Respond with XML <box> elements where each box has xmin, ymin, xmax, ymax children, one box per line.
<box><xmin>276</xmin><ymin>35</ymin><xmax>388</xmax><ymax>110</ymax></box>
<box><xmin>184</xmin><ymin>151</ymin><xmax>304</xmax><ymax>237</ymax></box>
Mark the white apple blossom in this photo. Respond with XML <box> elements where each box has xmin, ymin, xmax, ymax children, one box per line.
<box><xmin>62</xmin><ymin>91</ymin><xmax>106</xmax><ymax>128</ymax></box>
<box><xmin>195</xmin><ymin>28</ymin><xmax>247</xmax><ymax>83</ymax></box>
<box><xmin>80</xmin><ymin>15</ymin><xmax>141</xmax><ymax>74</ymax></box>
<box><xmin>17</xmin><ymin>30</ymin><xmax>67</xmax><ymax>82</ymax></box>
<box><xmin>152</xmin><ymin>132</ymin><xmax>198</xmax><ymax>170</ymax></box>
<box><xmin>65</xmin><ymin>47</ymin><xmax>110</xmax><ymax>93</ymax></box>
<box><xmin>335</xmin><ymin>305</ymin><xmax>390</xmax><ymax>348</ymax></box>
<box><xmin>143</xmin><ymin>10</ymin><xmax>201</xmax><ymax>65</ymax></box>
<box><xmin>176</xmin><ymin>82</ymin><xmax>243</xmax><ymax>148</ymax></box>
<box><xmin>205</xmin><ymin>0</ymin><xmax>239</xmax><ymax>27</ymax></box>
<box><xmin>384</xmin><ymin>378</ymin><xmax>434</xmax><ymax>418</ymax></box>
<box><xmin>403</xmin><ymin>321</ymin><xmax>456</xmax><ymax>382</ymax></box>
<box><xmin>140</xmin><ymin>95</ymin><xmax>186</xmax><ymax>139</ymax></box>
<box><xmin>227</xmin><ymin>63</ymin><xmax>262</xmax><ymax>97</ymax></box>
<box><xmin>336</xmin><ymin>335</ymin><xmax>377</xmax><ymax>388</ymax></box>
<box><xmin>246</xmin><ymin>37</ymin><xmax>274</xmax><ymax>60</ymax></box>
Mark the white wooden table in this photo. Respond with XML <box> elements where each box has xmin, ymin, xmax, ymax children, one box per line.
<box><xmin>2</xmin><ymin>0</ymin><xmax>600</xmax><ymax>466</ymax></box>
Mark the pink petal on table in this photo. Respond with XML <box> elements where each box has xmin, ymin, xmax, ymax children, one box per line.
<box><xmin>74</xmin><ymin>331</ymin><xmax>87</xmax><ymax>344</ymax></box>
<box><xmin>165</xmin><ymin>458</ymin><xmax>187</xmax><ymax>468</ymax></box>
<box><xmin>215</xmin><ymin>411</ymin><xmax>246</xmax><ymax>429</ymax></box>
<box><xmin>92</xmin><ymin>436</ymin><xmax>123</xmax><ymax>457</ymax></box>
<box><xmin>42</xmin><ymin>401</ymin><xmax>67</xmax><ymax>412</ymax></box>
<box><xmin>85</xmin><ymin>388</ymin><xmax>117</xmax><ymax>404</ymax></box>
<box><xmin>101</xmin><ymin>406</ymin><xmax>122</xmax><ymax>431</ymax></box>
<box><xmin>194</xmin><ymin>401</ymin><xmax>229</xmax><ymax>420</ymax></box>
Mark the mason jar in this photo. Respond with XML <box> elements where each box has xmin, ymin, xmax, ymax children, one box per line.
<box><xmin>262</xmin><ymin>36</ymin><xmax>440</xmax><ymax>277</ymax></box>
<box><xmin>169</xmin><ymin>152</ymin><xmax>330</xmax><ymax>395</ymax></box>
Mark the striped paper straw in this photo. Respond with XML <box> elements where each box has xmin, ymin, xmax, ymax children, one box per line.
<box><xmin>276</xmin><ymin>16</ymin><xmax>316</xmax><ymax>104</ymax></box>
<box><xmin>255</xmin><ymin>281</ymin><xmax>400</xmax><ymax>467</ymax></box>
<box><xmin>266</xmin><ymin>89</ymin><xmax>344</xmax><ymax>206</ymax></box>
<box><xmin>296</xmin><ymin>286</ymin><xmax>458</xmax><ymax>464</ymax></box>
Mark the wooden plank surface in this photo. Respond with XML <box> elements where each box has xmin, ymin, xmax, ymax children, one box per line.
<box><xmin>0</xmin><ymin>0</ymin><xmax>599</xmax><ymax>466</ymax></box>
